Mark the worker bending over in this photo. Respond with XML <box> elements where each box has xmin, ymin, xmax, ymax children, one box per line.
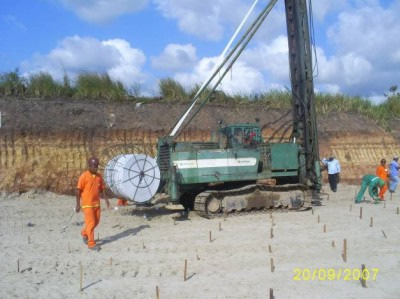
<box><xmin>76</xmin><ymin>157</ymin><xmax>110</xmax><ymax>251</ymax></box>
<box><xmin>355</xmin><ymin>174</ymin><xmax>385</xmax><ymax>204</ymax></box>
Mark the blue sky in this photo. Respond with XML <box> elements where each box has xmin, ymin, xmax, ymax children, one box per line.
<box><xmin>1</xmin><ymin>0</ymin><xmax>399</xmax><ymax>101</ymax></box>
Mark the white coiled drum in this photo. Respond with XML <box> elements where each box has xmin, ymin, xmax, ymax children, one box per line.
<box><xmin>104</xmin><ymin>154</ymin><xmax>160</xmax><ymax>203</ymax></box>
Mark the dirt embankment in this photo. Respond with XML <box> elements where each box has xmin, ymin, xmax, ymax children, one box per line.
<box><xmin>0</xmin><ymin>97</ymin><xmax>399</xmax><ymax>194</ymax></box>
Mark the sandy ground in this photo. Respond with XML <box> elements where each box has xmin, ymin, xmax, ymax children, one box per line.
<box><xmin>1</xmin><ymin>185</ymin><xmax>400</xmax><ymax>299</ymax></box>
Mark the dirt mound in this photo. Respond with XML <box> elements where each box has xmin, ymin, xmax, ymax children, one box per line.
<box><xmin>0</xmin><ymin>97</ymin><xmax>399</xmax><ymax>194</ymax></box>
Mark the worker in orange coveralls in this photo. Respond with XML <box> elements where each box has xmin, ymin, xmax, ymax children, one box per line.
<box><xmin>376</xmin><ymin>158</ymin><xmax>389</xmax><ymax>200</ymax></box>
<box><xmin>117</xmin><ymin>198</ymin><xmax>128</xmax><ymax>206</ymax></box>
<box><xmin>75</xmin><ymin>157</ymin><xmax>110</xmax><ymax>251</ymax></box>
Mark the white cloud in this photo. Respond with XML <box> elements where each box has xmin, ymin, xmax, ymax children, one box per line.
<box><xmin>151</xmin><ymin>44</ymin><xmax>197</xmax><ymax>71</ymax></box>
<box><xmin>307</xmin><ymin>47</ymin><xmax>373</xmax><ymax>95</ymax></box>
<box><xmin>154</xmin><ymin>0</ymin><xmax>261</xmax><ymax>41</ymax></box>
<box><xmin>59</xmin><ymin>0</ymin><xmax>149</xmax><ymax>23</ymax></box>
<box><xmin>216</xmin><ymin>61</ymin><xmax>266</xmax><ymax>94</ymax></box>
<box><xmin>321</xmin><ymin>2</ymin><xmax>400</xmax><ymax>96</ymax></box>
<box><xmin>21</xmin><ymin>36</ymin><xmax>147</xmax><ymax>87</ymax></box>
<box><xmin>156</xmin><ymin>1</ymin><xmax>400</xmax><ymax>98</ymax></box>
<box><xmin>310</xmin><ymin>0</ymin><xmax>348</xmax><ymax>22</ymax></box>
<box><xmin>341</xmin><ymin>53</ymin><xmax>372</xmax><ymax>85</ymax></box>
<box><xmin>174</xmin><ymin>55</ymin><xmax>265</xmax><ymax>95</ymax></box>
<box><xmin>103</xmin><ymin>39</ymin><xmax>147</xmax><ymax>86</ymax></box>
<box><xmin>328</xmin><ymin>5</ymin><xmax>400</xmax><ymax>60</ymax></box>
<box><xmin>241</xmin><ymin>36</ymin><xmax>289</xmax><ymax>81</ymax></box>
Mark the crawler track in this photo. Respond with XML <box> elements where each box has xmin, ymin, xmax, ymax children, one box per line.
<box><xmin>194</xmin><ymin>184</ymin><xmax>313</xmax><ymax>218</ymax></box>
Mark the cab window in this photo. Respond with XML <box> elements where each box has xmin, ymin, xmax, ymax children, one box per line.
<box><xmin>230</xmin><ymin>128</ymin><xmax>243</xmax><ymax>147</ymax></box>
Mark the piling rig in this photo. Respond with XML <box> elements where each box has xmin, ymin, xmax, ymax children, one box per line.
<box><xmin>104</xmin><ymin>0</ymin><xmax>322</xmax><ymax>218</ymax></box>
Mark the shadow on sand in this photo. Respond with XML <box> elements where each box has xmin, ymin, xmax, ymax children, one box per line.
<box><xmin>99</xmin><ymin>225</ymin><xmax>150</xmax><ymax>246</ymax></box>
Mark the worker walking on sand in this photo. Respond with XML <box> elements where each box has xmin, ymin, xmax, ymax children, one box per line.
<box><xmin>75</xmin><ymin>157</ymin><xmax>110</xmax><ymax>251</ymax></box>
<box><xmin>322</xmin><ymin>155</ymin><xmax>341</xmax><ymax>192</ymax></box>
<box><xmin>389</xmin><ymin>156</ymin><xmax>400</xmax><ymax>193</ymax></box>
<box><xmin>355</xmin><ymin>174</ymin><xmax>385</xmax><ymax>204</ymax></box>
<box><xmin>376</xmin><ymin>158</ymin><xmax>389</xmax><ymax>200</ymax></box>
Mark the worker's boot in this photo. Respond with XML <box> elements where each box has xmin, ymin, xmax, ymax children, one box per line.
<box><xmin>89</xmin><ymin>244</ymin><xmax>101</xmax><ymax>251</ymax></box>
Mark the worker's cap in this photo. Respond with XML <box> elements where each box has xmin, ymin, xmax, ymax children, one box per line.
<box><xmin>394</xmin><ymin>156</ymin><xmax>399</xmax><ymax>160</ymax></box>
<box><xmin>87</xmin><ymin>156</ymin><xmax>100</xmax><ymax>166</ymax></box>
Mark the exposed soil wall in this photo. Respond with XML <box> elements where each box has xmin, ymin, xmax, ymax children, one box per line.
<box><xmin>0</xmin><ymin>97</ymin><xmax>398</xmax><ymax>194</ymax></box>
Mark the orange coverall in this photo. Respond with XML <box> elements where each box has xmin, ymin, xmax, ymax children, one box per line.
<box><xmin>376</xmin><ymin>165</ymin><xmax>388</xmax><ymax>200</ymax></box>
<box><xmin>77</xmin><ymin>170</ymin><xmax>105</xmax><ymax>248</ymax></box>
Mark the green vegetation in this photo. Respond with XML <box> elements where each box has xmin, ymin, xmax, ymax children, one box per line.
<box><xmin>0</xmin><ymin>68</ymin><xmax>26</xmax><ymax>96</ymax></box>
<box><xmin>26</xmin><ymin>72</ymin><xmax>64</xmax><ymax>97</ymax></box>
<box><xmin>1</xmin><ymin>70</ymin><xmax>399</xmax><ymax>130</ymax></box>
<box><xmin>159</xmin><ymin>78</ymin><xmax>188</xmax><ymax>102</ymax></box>
<box><xmin>75</xmin><ymin>73</ymin><xmax>127</xmax><ymax>100</ymax></box>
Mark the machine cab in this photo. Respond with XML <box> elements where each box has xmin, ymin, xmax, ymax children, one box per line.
<box><xmin>218</xmin><ymin>124</ymin><xmax>262</xmax><ymax>149</ymax></box>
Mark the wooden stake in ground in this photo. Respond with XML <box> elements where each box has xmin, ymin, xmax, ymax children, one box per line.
<box><xmin>80</xmin><ymin>264</ymin><xmax>83</xmax><ymax>292</ymax></box>
<box><xmin>317</xmin><ymin>215</ymin><xmax>320</xmax><ymax>223</ymax></box>
<box><xmin>332</xmin><ymin>240</ymin><xmax>335</xmax><ymax>247</ymax></box>
<box><xmin>209</xmin><ymin>230</ymin><xmax>212</xmax><ymax>242</ymax></box>
<box><xmin>360</xmin><ymin>207</ymin><xmax>363</xmax><ymax>219</ymax></box>
<box><xmin>349</xmin><ymin>204</ymin><xmax>352</xmax><ymax>212</ymax></box>
<box><xmin>342</xmin><ymin>239</ymin><xmax>347</xmax><ymax>262</ymax></box>
<box><xmin>397</xmin><ymin>207</ymin><xmax>399</xmax><ymax>215</ymax></box>
<box><xmin>361</xmin><ymin>264</ymin><xmax>367</xmax><ymax>288</ymax></box>
<box><xmin>184</xmin><ymin>259</ymin><xmax>187</xmax><ymax>281</ymax></box>
<box><xmin>370</xmin><ymin>217</ymin><xmax>373</xmax><ymax>227</ymax></box>
<box><xmin>312</xmin><ymin>208</ymin><xmax>314</xmax><ymax>215</ymax></box>
<box><xmin>270</xmin><ymin>228</ymin><xmax>274</xmax><ymax>239</ymax></box>
<box><xmin>384</xmin><ymin>201</ymin><xmax>386</xmax><ymax>208</ymax></box>
<box><xmin>270</xmin><ymin>288</ymin><xmax>274</xmax><ymax>299</ymax></box>
<box><xmin>382</xmin><ymin>230</ymin><xmax>387</xmax><ymax>239</ymax></box>
<box><xmin>269</xmin><ymin>245</ymin><xmax>272</xmax><ymax>253</ymax></box>
<box><xmin>323</xmin><ymin>224</ymin><xmax>326</xmax><ymax>233</ymax></box>
<box><xmin>390</xmin><ymin>192</ymin><xmax>393</xmax><ymax>200</ymax></box>
<box><xmin>156</xmin><ymin>286</ymin><xmax>160</xmax><ymax>299</ymax></box>
<box><xmin>28</xmin><ymin>235</ymin><xmax>30</xmax><ymax>244</ymax></box>
<box><xmin>219</xmin><ymin>222</ymin><xmax>222</xmax><ymax>231</ymax></box>
<box><xmin>270</xmin><ymin>258</ymin><xmax>275</xmax><ymax>272</ymax></box>
<box><xmin>17</xmin><ymin>259</ymin><xmax>19</xmax><ymax>273</ymax></box>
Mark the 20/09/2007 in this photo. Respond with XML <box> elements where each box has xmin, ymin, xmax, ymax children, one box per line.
<box><xmin>293</xmin><ymin>268</ymin><xmax>379</xmax><ymax>281</ymax></box>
